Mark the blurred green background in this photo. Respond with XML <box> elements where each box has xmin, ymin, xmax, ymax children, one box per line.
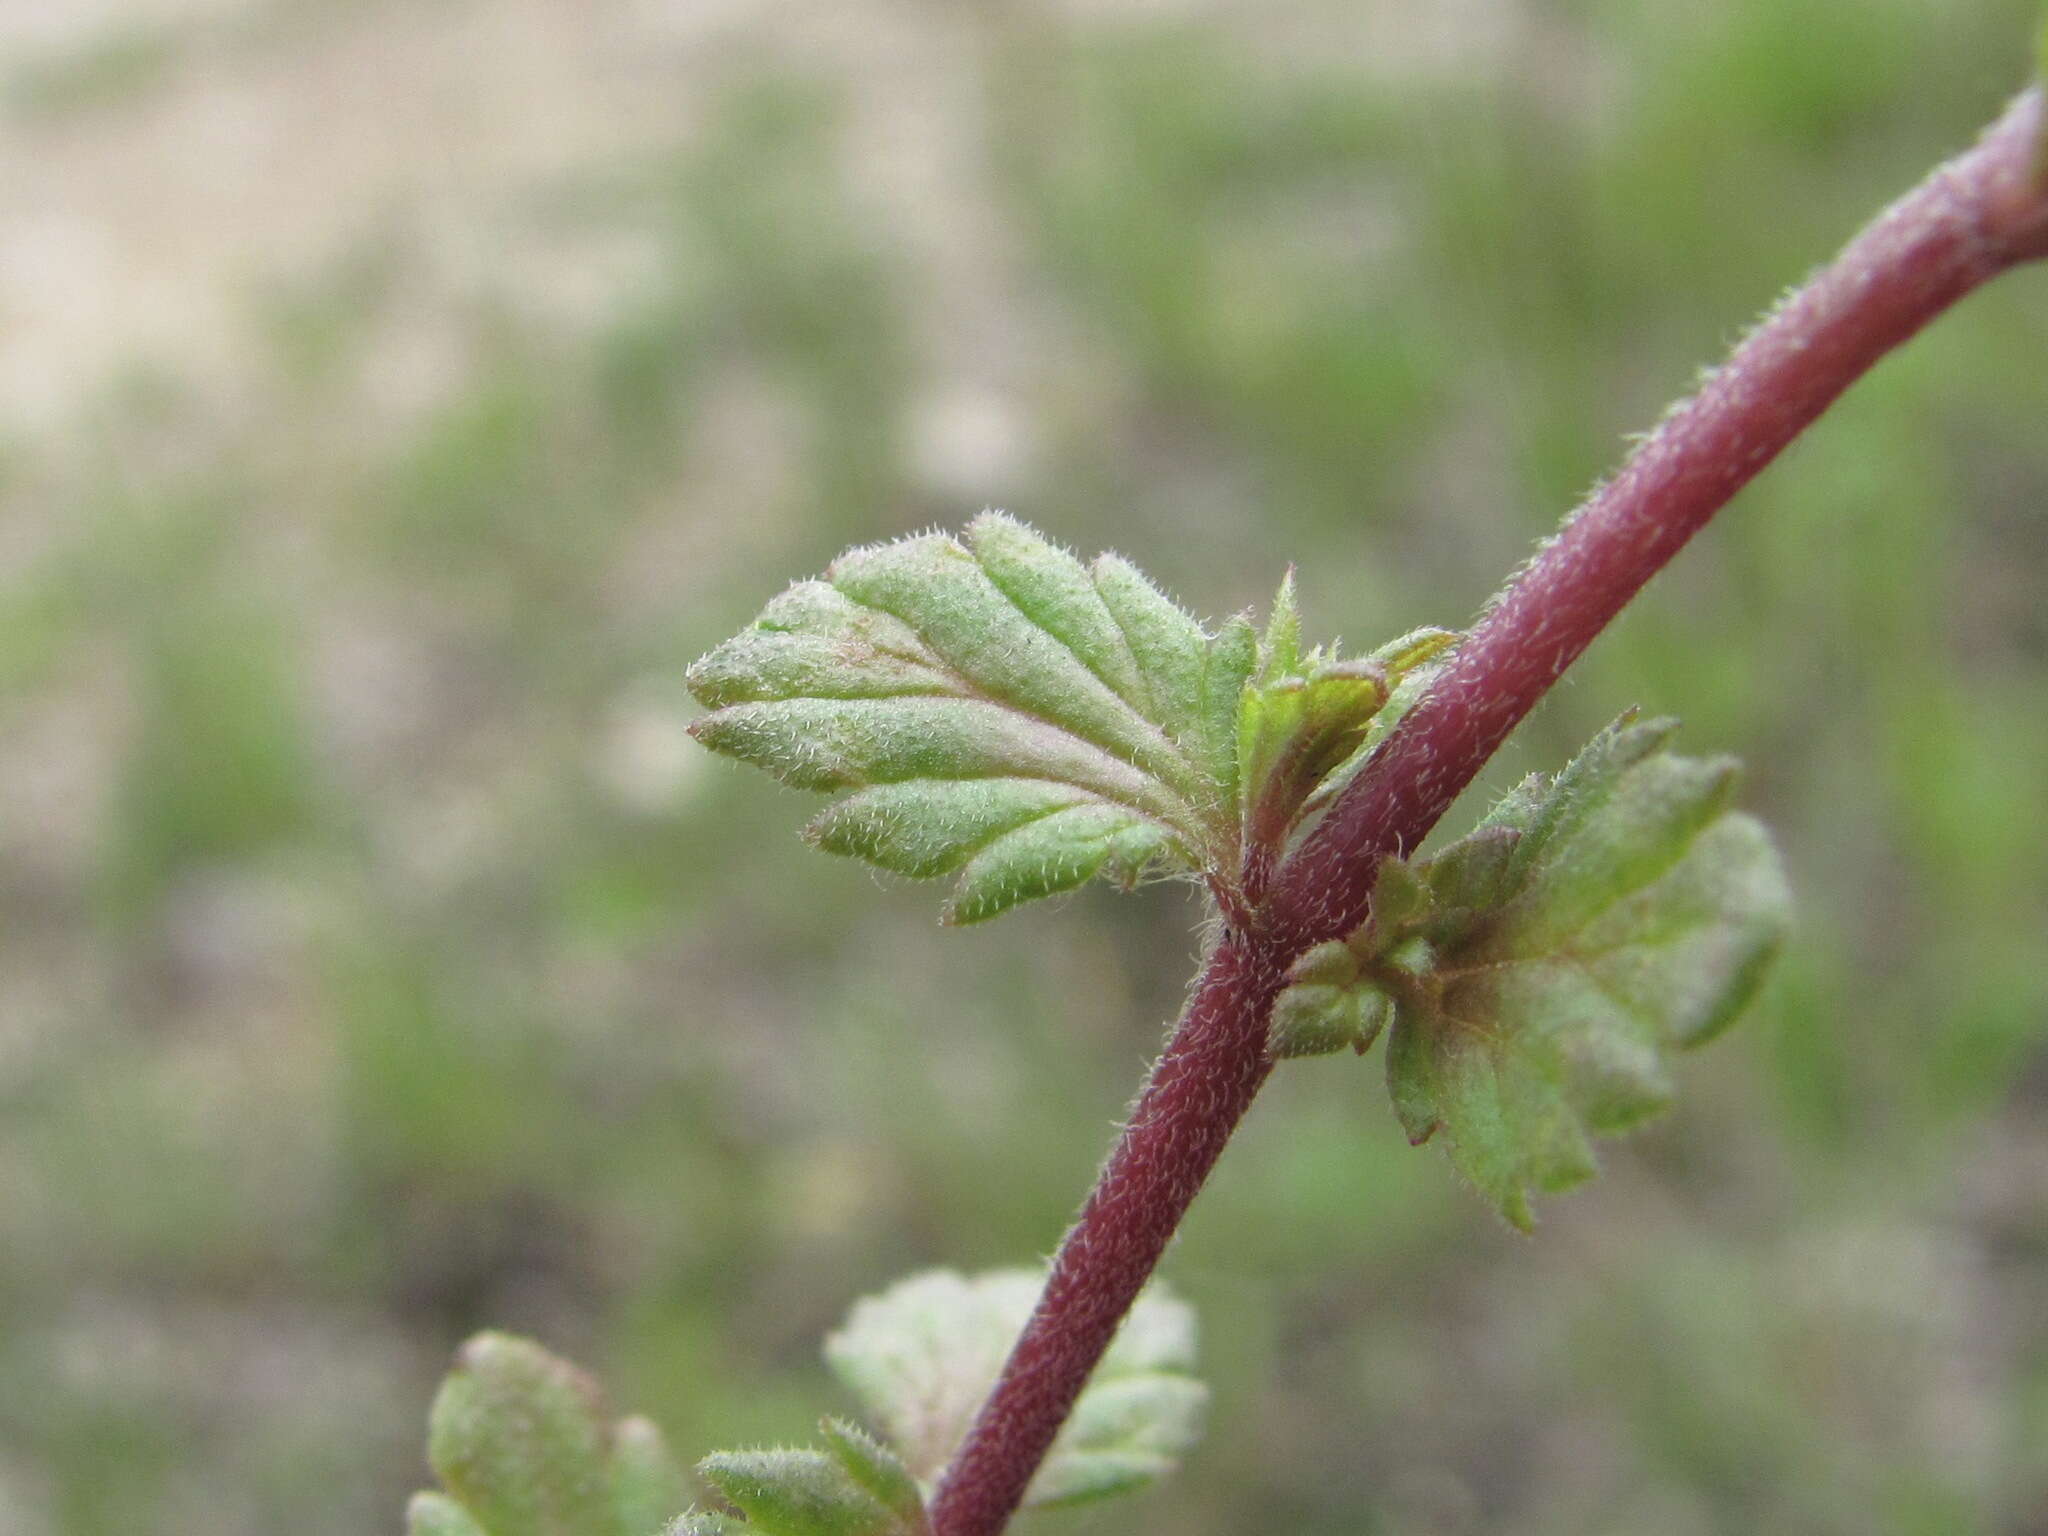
<box><xmin>2</xmin><ymin>2</ymin><xmax>2046</xmax><ymax>1532</ymax></box>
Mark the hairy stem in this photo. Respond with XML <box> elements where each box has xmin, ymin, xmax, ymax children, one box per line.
<box><xmin>927</xmin><ymin>86</ymin><xmax>2048</xmax><ymax>1536</ymax></box>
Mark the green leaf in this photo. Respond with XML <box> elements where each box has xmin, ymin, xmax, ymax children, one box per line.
<box><xmin>1237</xmin><ymin>625</ymin><xmax>1457</xmax><ymax>839</ymax></box>
<box><xmin>819</xmin><ymin>1420</ymin><xmax>929</xmax><ymax>1531</ymax></box>
<box><xmin>1381</xmin><ymin>717</ymin><xmax>1791</xmax><ymax>1229</ymax></box>
<box><xmin>413</xmin><ymin>1333</ymin><xmax>691</xmax><ymax>1536</ymax></box>
<box><xmin>612</xmin><ymin>1417</ymin><xmax>691</xmax><ymax>1536</ymax></box>
<box><xmin>1298</xmin><ymin>632</ymin><xmax>1458</xmax><ymax>818</ymax></box>
<box><xmin>1255</xmin><ymin>569</ymin><xmax>1303</xmax><ymax>684</ymax></box>
<box><xmin>689</xmin><ymin>515</ymin><xmax>1256</xmax><ymax>921</ymax></box>
<box><xmin>1266</xmin><ymin>853</ymin><xmax>1436</xmax><ymax>1061</ymax></box>
<box><xmin>696</xmin><ymin>1445</ymin><xmax>927</xmax><ymax>1536</ymax></box>
<box><xmin>822</xmin><ymin>1268</ymin><xmax>1205</xmax><ymax>1510</ymax></box>
<box><xmin>1197</xmin><ymin>613</ymin><xmax>1259</xmax><ymax>816</ymax></box>
<box><xmin>1267</xmin><ymin>940</ymin><xmax>1392</xmax><ymax>1059</ymax></box>
<box><xmin>681</xmin><ymin>1417</ymin><xmax>931</xmax><ymax>1536</ymax></box>
<box><xmin>427</xmin><ymin>1333</ymin><xmax>615</xmax><ymax>1536</ymax></box>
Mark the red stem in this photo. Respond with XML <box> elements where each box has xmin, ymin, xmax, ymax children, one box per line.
<box><xmin>928</xmin><ymin>87</ymin><xmax>2048</xmax><ymax>1536</ymax></box>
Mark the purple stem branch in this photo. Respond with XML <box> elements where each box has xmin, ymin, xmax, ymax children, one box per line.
<box><xmin>927</xmin><ymin>87</ymin><xmax>2048</xmax><ymax>1536</ymax></box>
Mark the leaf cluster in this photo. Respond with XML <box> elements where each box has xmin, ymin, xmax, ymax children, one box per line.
<box><xmin>687</xmin><ymin>515</ymin><xmax>1449</xmax><ymax>921</ymax></box>
<box><xmin>685</xmin><ymin>1269</ymin><xmax>1204</xmax><ymax>1533</ymax></box>
<box><xmin>689</xmin><ymin>525</ymin><xmax>1792</xmax><ymax>1228</ymax></box>
<box><xmin>408</xmin><ymin>1272</ymin><xmax>1205</xmax><ymax>1536</ymax></box>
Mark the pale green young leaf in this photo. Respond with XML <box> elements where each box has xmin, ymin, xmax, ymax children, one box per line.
<box><xmin>1366</xmin><ymin>626</ymin><xmax>1463</xmax><ymax>676</ymax></box>
<box><xmin>1495</xmin><ymin>714</ymin><xmax>1678</xmax><ymax>890</ymax></box>
<box><xmin>1266</xmin><ymin>853</ymin><xmax>1434</xmax><ymax>1061</ymax></box>
<box><xmin>1298</xmin><ymin>631</ymin><xmax>1458</xmax><ymax>818</ymax></box>
<box><xmin>1382</xmin><ymin>717</ymin><xmax>1790</xmax><ymax>1229</ymax></box>
<box><xmin>1029</xmin><ymin>1372</ymin><xmax>1210</xmax><ymax>1508</ymax></box>
<box><xmin>1366</xmin><ymin>854</ymin><xmax>1433</xmax><ymax>935</ymax></box>
<box><xmin>1267</xmin><ymin>939</ymin><xmax>1392</xmax><ymax>1059</ymax></box>
<box><xmin>1239</xmin><ymin>628</ymin><xmax>1458</xmax><ymax>837</ymax></box>
<box><xmin>822</xmin><ymin>1268</ymin><xmax>1206</xmax><ymax>1509</ymax></box>
<box><xmin>689</xmin><ymin>515</ymin><xmax>1255</xmax><ymax>922</ymax></box>
<box><xmin>1237</xmin><ymin>664</ymin><xmax>1389</xmax><ymax>826</ymax></box>
<box><xmin>823</xmin><ymin>1269</ymin><xmax>1036</xmax><ymax>1486</ymax></box>
<box><xmin>964</xmin><ymin>513</ymin><xmax>1153</xmax><ymax>711</ymax></box>
<box><xmin>426</xmin><ymin>1333</ymin><xmax>615</xmax><ymax>1536</ymax></box>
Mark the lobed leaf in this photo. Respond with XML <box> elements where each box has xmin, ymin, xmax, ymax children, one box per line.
<box><xmin>822</xmin><ymin>1267</ymin><xmax>1206</xmax><ymax>1510</ymax></box>
<box><xmin>413</xmin><ymin>1333</ymin><xmax>691</xmax><ymax>1536</ymax></box>
<box><xmin>427</xmin><ymin>1333</ymin><xmax>616</xmax><ymax>1536</ymax></box>
<box><xmin>1272</xmin><ymin>716</ymin><xmax>1789</xmax><ymax>1230</ymax></box>
<box><xmin>689</xmin><ymin>515</ymin><xmax>1251</xmax><ymax>922</ymax></box>
<box><xmin>1384</xmin><ymin>716</ymin><xmax>1791</xmax><ymax>1229</ymax></box>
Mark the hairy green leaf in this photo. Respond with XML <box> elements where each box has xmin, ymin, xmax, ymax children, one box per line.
<box><xmin>818</xmin><ymin>1420</ymin><xmax>929</xmax><ymax>1531</ymax></box>
<box><xmin>676</xmin><ymin>1412</ymin><xmax>931</xmax><ymax>1534</ymax></box>
<box><xmin>1268</xmin><ymin>939</ymin><xmax>1392</xmax><ymax>1059</ymax></box>
<box><xmin>1237</xmin><ymin>580</ymin><xmax>1457</xmax><ymax>840</ymax></box>
<box><xmin>822</xmin><ymin>1267</ymin><xmax>1205</xmax><ymax>1509</ymax></box>
<box><xmin>413</xmin><ymin>1333</ymin><xmax>690</xmax><ymax>1536</ymax></box>
<box><xmin>427</xmin><ymin>1333</ymin><xmax>615</xmax><ymax>1536</ymax></box>
<box><xmin>689</xmin><ymin>515</ymin><xmax>1256</xmax><ymax>921</ymax></box>
<box><xmin>1298</xmin><ymin>632</ymin><xmax>1458</xmax><ymax>819</ymax></box>
<box><xmin>697</xmin><ymin>1449</ymin><xmax>907</xmax><ymax>1536</ymax></box>
<box><xmin>1382</xmin><ymin>716</ymin><xmax>1791</xmax><ymax>1229</ymax></box>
